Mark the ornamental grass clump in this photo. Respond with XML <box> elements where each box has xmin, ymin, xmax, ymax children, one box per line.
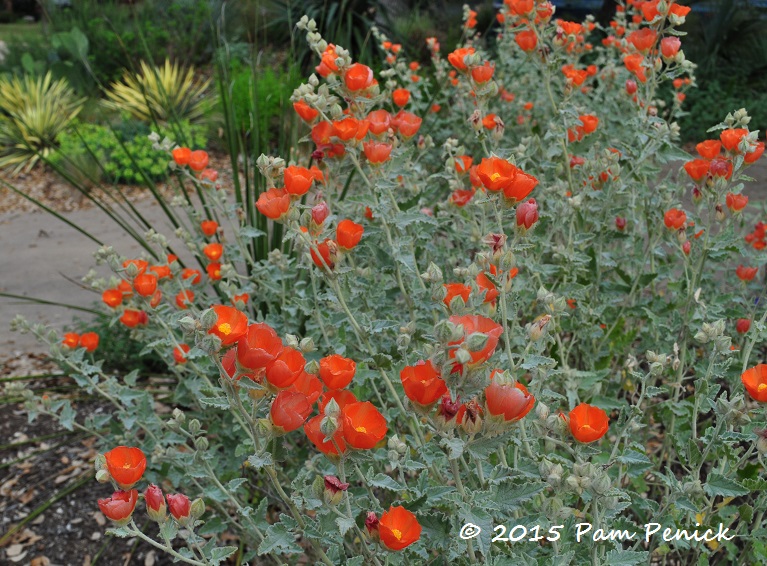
<box><xmin>12</xmin><ymin>2</ymin><xmax>767</xmax><ymax>564</ymax></box>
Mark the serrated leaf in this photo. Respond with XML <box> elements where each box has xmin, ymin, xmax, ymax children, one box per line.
<box><xmin>521</xmin><ymin>354</ymin><xmax>557</xmax><ymax>370</ymax></box>
<box><xmin>440</xmin><ymin>436</ymin><xmax>464</xmax><ymax>459</ymax></box>
<box><xmin>704</xmin><ymin>473</ymin><xmax>749</xmax><ymax>497</ymax></box>
<box><xmin>618</xmin><ymin>449</ymin><xmax>652</xmax><ymax>467</ymax></box>
<box><xmin>241</xmin><ymin>226</ymin><xmax>265</xmax><ymax>238</ymax></box>
<box><xmin>123</xmin><ymin>369</ymin><xmax>139</xmax><ymax>386</ymax></box>
<box><xmin>336</xmin><ymin>516</ymin><xmax>355</xmax><ymax>536</ymax></box>
<box><xmin>200</xmin><ymin>396</ymin><xmax>231</xmax><ymax>409</ymax></box>
<box><xmin>105</xmin><ymin>526</ymin><xmax>132</xmax><ymax>538</ymax></box>
<box><xmin>604</xmin><ymin>549</ymin><xmax>649</xmax><ymax>565</ymax></box>
<box><xmin>247</xmin><ymin>452</ymin><xmax>273</xmax><ymax>470</ymax></box>
<box><xmin>209</xmin><ymin>546</ymin><xmax>238</xmax><ymax>566</ymax></box>
<box><xmin>160</xmin><ymin>519</ymin><xmax>179</xmax><ymax>541</ymax></box>
<box><xmin>227</xmin><ymin>478</ymin><xmax>248</xmax><ymax>491</ymax></box>
<box><xmin>258</xmin><ymin>521</ymin><xmax>301</xmax><ymax>555</ymax></box>
<box><xmin>367</xmin><ymin>473</ymin><xmax>404</xmax><ymax>491</ymax></box>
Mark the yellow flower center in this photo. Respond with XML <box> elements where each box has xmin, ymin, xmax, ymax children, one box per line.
<box><xmin>392</xmin><ymin>528</ymin><xmax>402</xmax><ymax>540</ymax></box>
<box><xmin>759</xmin><ymin>383</ymin><xmax>767</xmax><ymax>392</ymax></box>
<box><xmin>218</xmin><ymin>323</ymin><xmax>232</xmax><ymax>335</ymax></box>
<box><xmin>355</xmin><ymin>426</ymin><xmax>367</xmax><ymax>433</ymax></box>
<box><xmin>122</xmin><ymin>462</ymin><xmax>133</xmax><ymax>469</ymax></box>
<box><xmin>490</xmin><ymin>172</ymin><xmax>501</xmax><ymax>182</ymax></box>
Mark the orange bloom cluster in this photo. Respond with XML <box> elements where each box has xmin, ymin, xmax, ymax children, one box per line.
<box><xmin>476</xmin><ymin>156</ymin><xmax>539</xmax><ymax>203</ymax></box>
<box><xmin>745</xmin><ymin>222</ymin><xmax>767</xmax><ymax>250</ymax></box>
<box><xmin>62</xmin><ymin>331</ymin><xmax>99</xmax><ymax>352</ymax></box>
<box><xmin>567</xmin><ymin>114</ymin><xmax>599</xmax><ymax>143</ymax></box>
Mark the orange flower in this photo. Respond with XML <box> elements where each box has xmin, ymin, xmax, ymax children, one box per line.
<box><xmin>663</xmin><ymin>208</ymin><xmax>686</xmax><ymax>230</ymax></box>
<box><xmin>284</xmin><ymin>166</ymin><xmax>314</xmax><ymax>196</ymax></box>
<box><xmin>476</xmin><ymin>156</ymin><xmax>518</xmax><ymax>192</ymax></box>
<box><xmin>392</xmin><ymin>110</ymin><xmax>422</xmax><ymax>138</ymax></box>
<box><xmin>726</xmin><ymin>192</ymin><xmax>748</xmax><ymax>213</ymax></box>
<box><xmin>341</xmin><ymin>401</ymin><xmax>387</xmax><ymax>449</ymax></box>
<box><xmin>561</xmin><ymin>64</ymin><xmax>588</xmax><ymax>86</ymax></box>
<box><xmin>149</xmin><ymin>265</ymin><xmax>171</xmax><ymax>280</ymax></box>
<box><xmin>640</xmin><ymin>0</ymin><xmax>660</xmax><ymax>20</ymax></box>
<box><xmin>509</xmin><ymin>0</ymin><xmax>534</xmax><ymax>16</ymax></box>
<box><xmin>319</xmin><ymin>354</ymin><xmax>356</xmax><ymax>389</ymax></box>
<box><xmin>182</xmin><ymin>268</ymin><xmax>202</xmax><ymax>285</ymax></box>
<box><xmin>104</xmin><ymin>446</ymin><xmax>147</xmax><ymax>489</ymax></box>
<box><xmin>443</xmin><ymin>283</ymin><xmax>471</xmax><ymax>309</ymax></box>
<box><xmin>123</xmin><ymin>259</ymin><xmax>148</xmax><ymax>275</ymax></box>
<box><xmin>133</xmin><ymin>274</ymin><xmax>158</xmax><ymax>297</ymax></box>
<box><xmin>660</xmin><ymin>37</ymin><xmax>681</xmax><ymax>59</ymax></box>
<box><xmin>232</xmin><ymin>293</ymin><xmax>248</xmax><ymax>306</ymax></box>
<box><xmin>392</xmin><ymin>88</ymin><xmax>410</xmax><ymax>107</ymax></box>
<box><xmin>80</xmin><ymin>332</ymin><xmax>99</xmax><ymax>352</ymax></box>
<box><xmin>265</xmin><ymin>347</ymin><xmax>305</xmax><ymax>389</ymax></box>
<box><xmin>318</xmin><ymin>389</ymin><xmax>359</xmax><ymax>413</ymax></box>
<box><xmin>745</xmin><ymin>142</ymin><xmax>765</xmax><ymax>164</ymax></box>
<box><xmin>485</xmin><ymin>378</ymin><xmax>535</xmax><ymax>422</ymax></box>
<box><xmin>623</xmin><ymin>53</ymin><xmax>646</xmax><ymax>82</ymax></box>
<box><xmin>447</xmin><ymin>47</ymin><xmax>475</xmax><ymax>71</ymax></box>
<box><xmin>736</xmin><ymin>265</ymin><xmax>758</xmax><ymax>282</ymax></box>
<box><xmin>176</xmin><ymin>290</ymin><xmax>194</xmax><ymax>309</ymax></box>
<box><xmin>742</xmin><ymin>364</ymin><xmax>767</xmax><ymax>402</ymax></box>
<box><xmin>450</xmin><ymin>188</ymin><xmax>475</xmax><ymax>207</ymax></box>
<box><xmin>256</xmin><ymin>188</ymin><xmax>291</xmax><ymax>220</ymax></box>
<box><xmin>270</xmin><ymin>390</ymin><xmax>312</xmax><ymax>433</ymax></box>
<box><xmin>120</xmin><ymin>309</ymin><xmax>147</xmax><ymax>328</ymax></box>
<box><xmin>173</xmin><ymin>344</ymin><xmax>191</xmax><ymax>364</ymax></box>
<box><xmin>344</xmin><ymin>63</ymin><xmax>375</xmax><ymax>91</ymax></box>
<box><xmin>316</xmin><ymin>44</ymin><xmax>339</xmax><ymax>77</ymax></box>
<box><xmin>448</xmin><ymin>314</ymin><xmax>503</xmax><ymax>368</ymax></box>
<box><xmin>305</xmin><ymin>415</ymin><xmax>346</xmax><ymax>455</ymax></box>
<box><xmin>237</xmin><ymin>322</ymin><xmax>283</xmax><ymax>371</ymax></box>
<box><xmin>684</xmin><ymin>159</ymin><xmax>710</xmax><ymax>182</ymax></box>
<box><xmin>336</xmin><ymin>219</ymin><xmax>364</xmax><ymax>250</ymax></box>
<box><xmin>62</xmin><ymin>332</ymin><xmax>80</xmax><ymax>349</ymax></box>
<box><xmin>471</xmin><ymin>62</ymin><xmax>495</xmax><ymax>84</ymax></box>
<box><xmin>289</xmin><ymin>371</ymin><xmax>324</xmax><ymax>405</ymax></box>
<box><xmin>102</xmin><ymin>289</ymin><xmax>123</xmax><ymax>308</ymax></box>
<box><xmin>579</xmin><ymin>115</ymin><xmax>599</xmax><ymax>134</ymax></box>
<box><xmin>206</xmin><ymin>262</ymin><xmax>222</xmax><ymax>281</ymax></box>
<box><xmin>367</xmin><ymin>109</ymin><xmax>392</xmax><ymax>135</ymax></box>
<box><xmin>208</xmin><ymin>305</ymin><xmax>248</xmax><ymax>346</ymax></box>
<box><xmin>668</xmin><ymin>2</ymin><xmax>691</xmax><ymax>18</ymax></box>
<box><xmin>98</xmin><ymin>489</ymin><xmax>138</xmax><ymax>526</ymax></box>
<box><xmin>454</xmin><ymin>155</ymin><xmax>473</xmax><ymax>173</ymax></box>
<box><xmin>293</xmin><ymin>100</ymin><xmax>319</xmax><ymax>123</ymax></box>
<box><xmin>568</xmin><ymin>403</ymin><xmax>609</xmax><ymax>443</ymax></box>
<box><xmin>363</xmin><ymin>141</ymin><xmax>393</xmax><ymax>164</ymax></box>
<box><xmin>199</xmin><ymin>220</ymin><xmax>218</xmax><ymax>238</ymax></box>
<box><xmin>188</xmin><ymin>150</ymin><xmax>209</xmax><ymax>172</ymax></box>
<box><xmin>736</xmin><ymin>318</ymin><xmax>751</xmax><ymax>334</ymax></box>
<box><xmin>503</xmin><ymin>171</ymin><xmax>538</xmax><ymax>203</ymax></box>
<box><xmin>203</xmin><ymin>243</ymin><xmax>223</xmax><ymax>262</ymax></box>
<box><xmin>379</xmin><ymin>506</ymin><xmax>422</xmax><ymax>551</ymax></box>
<box><xmin>400</xmin><ymin>360</ymin><xmax>448</xmax><ymax>407</ymax></box>
<box><xmin>332</xmin><ymin>117</ymin><xmax>369</xmax><ymax>141</ymax></box>
<box><xmin>311</xmin><ymin>239</ymin><xmax>337</xmax><ymax>271</ymax></box>
<box><xmin>515</xmin><ymin>30</ymin><xmax>538</xmax><ymax>52</ymax></box>
<box><xmin>482</xmin><ymin>113</ymin><xmax>500</xmax><ymax>130</ymax></box>
<box><xmin>720</xmin><ymin>128</ymin><xmax>748</xmax><ymax>153</ymax></box>
<box><xmin>172</xmin><ymin>147</ymin><xmax>191</xmax><ymax>166</ymax></box>
<box><xmin>627</xmin><ymin>28</ymin><xmax>657</xmax><ymax>52</ymax></box>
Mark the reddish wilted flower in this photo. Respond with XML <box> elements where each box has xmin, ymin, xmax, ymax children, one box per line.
<box><xmin>203</xmin><ymin>243</ymin><xmax>223</xmax><ymax>262</ymax></box>
<box><xmin>392</xmin><ymin>110</ymin><xmax>422</xmax><ymax>138</ymax></box>
<box><xmin>104</xmin><ymin>446</ymin><xmax>147</xmax><ymax>489</ymax></box>
<box><xmin>367</xmin><ymin>109</ymin><xmax>392</xmax><ymax>135</ymax></box>
<box><xmin>516</xmin><ymin>198</ymin><xmax>539</xmax><ymax>231</ymax></box>
<box><xmin>304</xmin><ymin>415</ymin><xmax>347</xmax><ymax>456</ymax></box>
<box><xmin>450</xmin><ymin>188</ymin><xmax>475</xmax><ymax>207</ymax></box>
<box><xmin>709</xmin><ymin>157</ymin><xmax>733</xmax><ymax>179</ymax></box>
<box><xmin>80</xmin><ymin>332</ymin><xmax>99</xmax><ymax>352</ymax></box>
<box><xmin>485</xmin><ymin>377</ymin><xmax>535</xmax><ymax>422</ymax></box>
<box><xmin>342</xmin><ymin>401</ymin><xmax>387</xmax><ymax>449</ymax></box>
<box><xmin>62</xmin><ymin>332</ymin><xmax>80</xmax><ymax>349</ymax></box>
<box><xmin>120</xmin><ymin>309</ymin><xmax>148</xmax><ymax>328</ymax></box>
<box><xmin>363</xmin><ymin>141</ymin><xmax>392</xmax><ymax>164</ymax></box>
<box><xmin>684</xmin><ymin>159</ymin><xmax>710</xmax><ymax>182</ymax></box>
<box><xmin>256</xmin><ymin>188</ymin><xmax>291</xmax><ymax>220</ymax></box>
<box><xmin>720</xmin><ymin>128</ymin><xmax>748</xmax><ymax>153</ymax></box>
<box><xmin>265</xmin><ymin>347</ymin><xmax>305</xmax><ymax>389</ymax></box>
<box><xmin>345</xmin><ymin>63</ymin><xmax>375</xmax><ymax>91</ymax></box>
<box><xmin>443</xmin><ymin>283</ymin><xmax>471</xmax><ymax>309</ymax></box>
<box><xmin>293</xmin><ymin>100</ymin><xmax>319</xmax><ymax>123</ymax></box>
<box><xmin>392</xmin><ymin>88</ymin><xmax>410</xmax><ymax>107</ymax></box>
<box><xmin>568</xmin><ymin>403</ymin><xmax>609</xmax><ymax>443</ymax></box>
<box><xmin>400</xmin><ymin>361</ymin><xmax>448</xmax><ymax>407</ymax></box>
<box><xmin>209</xmin><ymin>305</ymin><xmax>248</xmax><ymax>346</ymax></box>
<box><xmin>447</xmin><ymin>46</ymin><xmax>475</xmax><ymax>71</ymax></box>
<box><xmin>379</xmin><ymin>506</ymin><xmax>422</xmax><ymax>551</ymax></box>
<box><xmin>625</xmin><ymin>79</ymin><xmax>637</xmax><ymax>94</ymax></box>
<box><xmin>663</xmin><ymin>208</ymin><xmax>687</xmax><ymax>230</ymax></box>
<box><xmin>98</xmin><ymin>490</ymin><xmax>138</xmax><ymax>526</ymax></box>
<box><xmin>726</xmin><ymin>193</ymin><xmax>748</xmax><ymax>213</ymax></box>
<box><xmin>102</xmin><ymin>289</ymin><xmax>123</xmax><ymax>308</ymax></box>
<box><xmin>323</xmin><ymin>475</ymin><xmax>349</xmax><ymax>505</ymax></box>
<box><xmin>237</xmin><ymin>322</ymin><xmax>282</xmax><ymax>371</ymax></box>
<box><xmin>133</xmin><ymin>273</ymin><xmax>158</xmax><ymax>297</ymax></box>
<box><xmin>742</xmin><ymin>364</ymin><xmax>767</xmax><ymax>402</ymax></box>
<box><xmin>471</xmin><ymin>62</ymin><xmax>495</xmax><ymax>84</ymax></box>
<box><xmin>173</xmin><ymin>344</ymin><xmax>191</xmax><ymax>364</ymax></box>
<box><xmin>476</xmin><ymin>156</ymin><xmax>518</xmax><ymax>192</ymax></box>
<box><xmin>172</xmin><ymin>147</ymin><xmax>191</xmax><ymax>166</ymax></box>
<box><xmin>615</xmin><ymin>216</ymin><xmax>627</xmax><ymax>231</ymax></box>
<box><xmin>736</xmin><ymin>265</ymin><xmax>758</xmax><ymax>282</ymax></box>
<box><xmin>284</xmin><ymin>166</ymin><xmax>314</xmax><ymax>196</ymax></box>
<box><xmin>318</xmin><ymin>389</ymin><xmax>359</xmax><ymax>413</ymax></box>
<box><xmin>311</xmin><ymin>239</ymin><xmax>337</xmax><ymax>271</ymax></box>
<box><xmin>736</xmin><ymin>318</ymin><xmax>751</xmax><ymax>334</ymax></box>
<box><xmin>515</xmin><ymin>30</ymin><xmax>538</xmax><ymax>52</ymax></box>
<box><xmin>188</xmin><ymin>150</ymin><xmax>209</xmax><ymax>173</ymax></box>
<box><xmin>319</xmin><ymin>354</ymin><xmax>356</xmax><ymax>389</ymax></box>
<box><xmin>271</xmin><ymin>390</ymin><xmax>312</xmax><ymax>433</ymax></box>
<box><xmin>336</xmin><ymin>219</ymin><xmax>364</xmax><ymax>250</ymax></box>
<box><xmin>166</xmin><ymin>493</ymin><xmax>191</xmax><ymax>526</ymax></box>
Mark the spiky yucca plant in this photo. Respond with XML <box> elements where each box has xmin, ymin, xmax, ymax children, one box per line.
<box><xmin>0</xmin><ymin>73</ymin><xmax>86</xmax><ymax>175</ymax></box>
<box><xmin>103</xmin><ymin>59</ymin><xmax>212</xmax><ymax>124</ymax></box>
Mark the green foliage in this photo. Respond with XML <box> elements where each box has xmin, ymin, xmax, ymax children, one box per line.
<box><xmin>53</xmin><ymin>120</ymin><xmax>207</xmax><ymax>184</ymax></box>
<box><xmin>103</xmin><ymin>59</ymin><xmax>212</xmax><ymax>124</ymax></box>
<box><xmin>0</xmin><ymin>72</ymin><xmax>85</xmax><ymax>174</ymax></box>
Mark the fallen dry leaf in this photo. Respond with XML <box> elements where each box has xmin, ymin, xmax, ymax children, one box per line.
<box><xmin>144</xmin><ymin>550</ymin><xmax>157</xmax><ymax>566</ymax></box>
<box><xmin>30</xmin><ymin>556</ymin><xmax>51</xmax><ymax>566</ymax></box>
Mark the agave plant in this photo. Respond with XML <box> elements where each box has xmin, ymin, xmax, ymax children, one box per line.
<box><xmin>103</xmin><ymin>59</ymin><xmax>212</xmax><ymax>124</ymax></box>
<box><xmin>0</xmin><ymin>72</ymin><xmax>86</xmax><ymax>175</ymax></box>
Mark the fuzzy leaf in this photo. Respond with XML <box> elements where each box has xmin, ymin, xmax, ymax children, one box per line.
<box><xmin>704</xmin><ymin>473</ymin><xmax>750</xmax><ymax>497</ymax></box>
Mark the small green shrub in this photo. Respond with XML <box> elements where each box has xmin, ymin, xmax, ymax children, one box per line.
<box><xmin>54</xmin><ymin>120</ymin><xmax>207</xmax><ymax>184</ymax></box>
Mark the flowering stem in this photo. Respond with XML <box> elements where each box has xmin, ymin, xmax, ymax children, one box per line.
<box><xmin>126</xmin><ymin>520</ymin><xmax>207</xmax><ymax>566</ymax></box>
<box><xmin>450</xmin><ymin>457</ymin><xmax>477</xmax><ymax>563</ymax></box>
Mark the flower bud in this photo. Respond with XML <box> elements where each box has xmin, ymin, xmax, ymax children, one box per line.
<box><xmin>200</xmin><ymin>308</ymin><xmax>217</xmax><ymax>330</ymax></box>
<box><xmin>466</xmin><ymin>332</ymin><xmax>489</xmax><ymax>352</ymax></box>
<box><xmin>320</xmin><ymin>415</ymin><xmax>339</xmax><ymax>437</ymax></box>
<box><xmin>528</xmin><ymin>315</ymin><xmax>552</xmax><ymax>341</ymax></box>
<box><xmin>94</xmin><ymin>453</ymin><xmax>107</xmax><ymax>472</ymax></box>
<box><xmin>324</xmin><ymin>398</ymin><xmax>341</xmax><ymax>418</ymax></box>
<box><xmin>172</xmin><ymin>408</ymin><xmax>186</xmax><ymax>423</ymax></box>
<box><xmin>323</xmin><ymin>475</ymin><xmax>349</xmax><ymax>506</ymax></box>
<box><xmin>454</xmin><ymin>347</ymin><xmax>473</xmax><ymax>365</ymax></box>
<box><xmin>145</xmin><ymin>484</ymin><xmax>167</xmax><ymax>522</ymax></box>
<box><xmin>516</xmin><ymin>199</ymin><xmax>539</xmax><ymax>232</ymax></box>
<box><xmin>96</xmin><ymin>469</ymin><xmax>111</xmax><ymax>483</ymax></box>
<box><xmin>365</xmin><ymin>512</ymin><xmax>380</xmax><ymax>541</ymax></box>
<box><xmin>195</xmin><ymin>437</ymin><xmax>209</xmax><ymax>451</ymax></box>
<box><xmin>190</xmin><ymin>498</ymin><xmax>206</xmax><ymax>519</ymax></box>
<box><xmin>188</xmin><ymin>419</ymin><xmax>201</xmax><ymax>434</ymax></box>
<box><xmin>167</xmin><ymin>493</ymin><xmax>192</xmax><ymax>526</ymax></box>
